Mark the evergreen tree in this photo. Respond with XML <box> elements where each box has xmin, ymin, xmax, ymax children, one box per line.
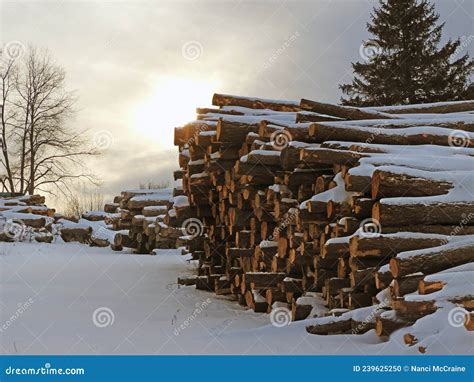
<box><xmin>340</xmin><ymin>0</ymin><xmax>473</xmax><ymax>106</ymax></box>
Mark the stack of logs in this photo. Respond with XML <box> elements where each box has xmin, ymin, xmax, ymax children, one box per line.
<box><xmin>0</xmin><ymin>193</ymin><xmax>114</xmax><ymax>246</ymax></box>
<box><xmin>0</xmin><ymin>194</ymin><xmax>56</xmax><ymax>242</ymax></box>
<box><xmin>0</xmin><ymin>190</ymin><xmax>184</xmax><ymax>253</ymax></box>
<box><xmin>103</xmin><ymin>188</ymin><xmax>183</xmax><ymax>253</ymax></box>
<box><xmin>174</xmin><ymin>93</ymin><xmax>474</xmax><ymax>342</ymax></box>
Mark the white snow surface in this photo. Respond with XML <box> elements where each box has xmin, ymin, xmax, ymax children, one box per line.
<box><xmin>172</xmin><ymin>195</ymin><xmax>190</xmax><ymax>209</ymax></box>
<box><xmin>366</xmin><ymin>99</ymin><xmax>474</xmax><ymax>112</ymax></box>
<box><xmin>128</xmin><ymin>190</ymin><xmax>174</xmax><ymax>203</ymax></box>
<box><xmin>0</xmin><ymin>211</ymin><xmax>50</xmax><ymax>223</ymax></box>
<box><xmin>0</xmin><ymin>243</ymin><xmax>471</xmax><ymax>355</ymax></box>
<box><xmin>240</xmin><ymin>150</ymin><xmax>281</xmax><ymax>163</ymax></box>
<box><xmin>319</xmin><ymin>114</ymin><xmax>474</xmax><ymax>128</ymax></box>
<box><xmin>321</xmin><ymin>124</ymin><xmax>474</xmax><ymax>138</ymax></box>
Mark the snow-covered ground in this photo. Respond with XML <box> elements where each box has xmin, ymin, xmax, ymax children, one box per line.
<box><xmin>0</xmin><ymin>243</ymin><xmax>471</xmax><ymax>355</ymax></box>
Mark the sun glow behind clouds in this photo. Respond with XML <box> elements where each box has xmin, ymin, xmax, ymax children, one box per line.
<box><xmin>134</xmin><ymin>77</ymin><xmax>219</xmax><ymax>147</ymax></box>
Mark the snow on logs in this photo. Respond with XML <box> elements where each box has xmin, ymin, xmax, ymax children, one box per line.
<box><xmin>307</xmin><ymin>123</ymin><xmax>474</xmax><ymax>147</ymax></box>
<box><xmin>92</xmin><ymin>188</ymin><xmax>185</xmax><ymax>253</ymax></box>
<box><xmin>0</xmin><ymin>195</ymin><xmax>55</xmax><ymax>243</ymax></box>
<box><xmin>300</xmin><ymin>98</ymin><xmax>395</xmax><ymax>121</ymax></box>
<box><xmin>212</xmin><ymin>93</ymin><xmax>301</xmax><ymax>112</ymax></box>
<box><xmin>0</xmin><ymin>194</ymin><xmax>115</xmax><ymax>246</ymax></box>
<box><xmin>172</xmin><ymin>93</ymin><xmax>474</xmax><ymax>348</ymax></box>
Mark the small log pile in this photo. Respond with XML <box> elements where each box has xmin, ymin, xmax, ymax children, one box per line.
<box><xmin>0</xmin><ymin>193</ymin><xmax>118</xmax><ymax>246</ymax></box>
<box><xmin>174</xmin><ymin>93</ymin><xmax>474</xmax><ymax>343</ymax></box>
<box><xmin>98</xmin><ymin>188</ymin><xmax>184</xmax><ymax>253</ymax></box>
<box><xmin>0</xmin><ymin>194</ymin><xmax>56</xmax><ymax>243</ymax></box>
<box><xmin>0</xmin><ymin>190</ymin><xmax>185</xmax><ymax>252</ymax></box>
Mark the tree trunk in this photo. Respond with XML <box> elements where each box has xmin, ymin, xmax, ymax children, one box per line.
<box><xmin>216</xmin><ymin>120</ymin><xmax>260</xmax><ymax>142</ymax></box>
<box><xmin>372</xmin><ymin>169</ymin><xmax>453</xmax><ymax>199</ymax></box>
<box><xmin>390</xmin><ymin>242</ymin><xmax>474</xmax><ymax>278</ymax></box>
<box><xmin>300</xmin><ymin>148</ymin><xmax>367</xmax><ymax>166</ymax></box>
<box><xmin>309</xmin><ymin>123</ymin><xmax>473</xmax><ymax>147</ymax></box>
<box><xmin>373</xmin><ymin>201</ymin><xmax>474</xmax><ymax>226</ymax></box>
<box><xmin>300</xmin><ymin>98</ymin><xmax>394</xmax><ymax>120</ymax></box>
<box><xmin>349</xmin><ymin>234</ymin><xmax>446</xmax><ymax>258</ymax></box>
<box><xmin>213</xmin><ymin>93</ymin><xmax>300</xmax><ymax>112</ymax></box>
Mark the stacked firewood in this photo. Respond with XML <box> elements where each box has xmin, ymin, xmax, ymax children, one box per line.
<box><xmin>101</xmin><ymin>188</ymin><xmax>183</xmax><ymax>253</ymax></box>
<box><xmin>174</xmin><ymin>93</ymin><xmax>474</xmax><ymax>342</ymax></box>
<box><xmin>0</xmin><ymin>194</ymin><xmax>56</xmax><ymax>242</ymax></box>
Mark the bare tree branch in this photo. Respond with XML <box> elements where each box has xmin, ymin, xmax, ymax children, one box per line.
<box><xmin>0</xmin><ymin>46</ymin><xmax>101</xmax><ymax>195</ymax></box>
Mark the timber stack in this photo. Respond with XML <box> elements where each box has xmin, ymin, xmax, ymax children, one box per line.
<box><xmin>100</xmin><ymin>188</ymin><xmax>184</xmax><ymax>253</ymax></box>
<box><xmin>174</xmin><ymin>93</ymin><xmax>474</xmax><ymax>348</ymax></box>
<box><xmin>0</xmin><ymin>194</ymin><xmax>56</xmax><ymax>243</ymax></box>
<box><xmin>0</xmin><ymin>193</ymin><xmax>116</xmax><ymax>245</ymax></box>
<box><xmin>0</xmin><ymin>190</ymin><xmax>184</xmax><ymax>252</ymax></box>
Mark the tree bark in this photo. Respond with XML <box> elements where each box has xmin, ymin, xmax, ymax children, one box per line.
<box><xmin>213</xmin><ymin>93</ymin><xmax>300</xmax><ymax>112</ymax></box>
<box><xmin>300</xmin><ymin>98</ymin><xmax>394</xmax><ymax>120</ymax></box>
<box><xmin>390</xmin><ymin>242</ymin><xmax>474</xmax><ymax>278</ymax></box>
<box><xmin>373</xmin><ymin>201</ymin><xmax>474</xmax><ymax>226</ymax></box>
<box><xmin>372</xmin><ymin>169</ymin><xmax>453</xmax><ymax>199</ymax></box>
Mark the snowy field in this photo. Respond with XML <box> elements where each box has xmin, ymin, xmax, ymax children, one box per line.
<box><xmin>0</xmin><ymin>243</ymin><xmax>471</xmax><ymax>355</ymax></box>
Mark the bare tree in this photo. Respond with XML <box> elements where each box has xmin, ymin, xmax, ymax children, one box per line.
<box><xmin>0</xmin><ymin>45</ymin><xmax>98</xmax><ymax>195</ymax></box>
<box><xmin>0</xmin><ymin>58</ymin><xmax>18</xmax><ymax>193</ymax></box>
<box><xmin>62</xmin><ymin>190</ymin><xmax>104</xmax><ymax>220</ymax></box>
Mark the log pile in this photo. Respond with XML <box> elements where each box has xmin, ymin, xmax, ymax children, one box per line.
<box><xmin>97</xmin><ymin>188</ymin><xmax>184</xmax><ymax>253</ymax></box>
<box><xmin>174</xmin><ymin>93</ymin><xmax>474</xmax><ymax>344</ymax></box>
<box><xmin>0</xmin><ymin>193</ymin><xmax>118</xmax><ymax>246</ymax></box>
<box><xmin>0</xmin><ymin>189</ymin><xmax>185</xmax><ymax>253</ymax></box>
<box><xmin>0</xmin><ymin>194</ymin><xmax>56</xmax><ymax>243</ymax></box>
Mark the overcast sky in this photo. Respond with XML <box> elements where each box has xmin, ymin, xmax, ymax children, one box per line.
<box><xmin>1</xmin><ymin>0</ymin><xmax>473</xmax><ymax>202</ymax></box>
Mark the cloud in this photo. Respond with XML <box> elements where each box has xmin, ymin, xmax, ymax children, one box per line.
<box><xmin>3</xmin><ymin>0</ymin><xmax>472</xmax><ymax>200</ymax></box>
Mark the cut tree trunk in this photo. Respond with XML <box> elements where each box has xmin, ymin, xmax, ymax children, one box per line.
<box><xmin>212</xmin><ymin>93</ymin><xmax>301</xmax><ymax>112</ymax></box>
<box><xmin>306</xmin><ymin>317</ymin><xmax>352</xmax><ymax>335</ymax></box>
<box><xmin>373</xmin><ymin>202</ymin><xmax>474</xmax><ymax>226</ymax></box>
<box><xmin>349</xmin><ymin>235</ymin><xmax>447</xmax><ymax>258</ymax></box>
<box><xmin>216</xmin><ymin>120</ymin><xmax>259</xmax><ymax>142</ymax></box>
<box><xmin>309</xmin><ymin>123</ymin><xmax>472</xmax><ymax>147</ymax></box>
<box><xmin>300</xmin><ymin>99</ymin><xmax>394</xmax><ymax>120</ymax></box>
<box><xmin>390</xmin><ymin>242</ymin><xmax>474</xmax><ymax>278</ymax></box>
<box><xmin>373</xmin><ymin>100</ymin><xmax>474</xmax><ymax>115</ymax></box>
<box><xmin>372</xmin><ymin>170</ymin><xmax>453</xmax><ymax>199</ymax></box>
